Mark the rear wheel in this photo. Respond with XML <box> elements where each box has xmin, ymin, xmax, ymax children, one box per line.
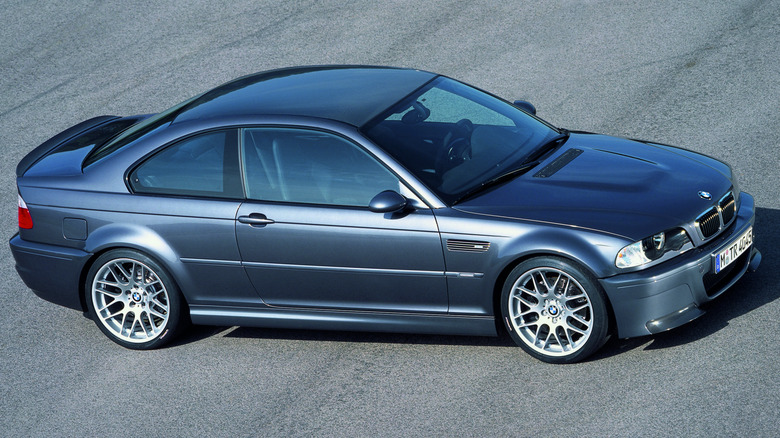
<box><xmin>85</xmin><ymin>249</ymin><xmax>186</xmax><ymax>349</ymax></box>
<box><xmin>501</xmin><ymin>257</ymin><xmax>608</xmax><ymax>364</ymax></box>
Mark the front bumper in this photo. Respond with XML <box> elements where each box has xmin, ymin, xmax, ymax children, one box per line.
<box><xmin>9</xmin><ymin>233</ymin><xmax>92</xmax><ymax>311</ymax></box>
<box><xmin>600</xmin><ymin>192</ymin><xmax>760</xmax><ymax>339</ymax></box>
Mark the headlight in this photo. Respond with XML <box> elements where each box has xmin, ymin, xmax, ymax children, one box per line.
<box><xmin>616</xmin><ymin>228</ymin><xmax>692</xmax><ymax>268</ymax></box>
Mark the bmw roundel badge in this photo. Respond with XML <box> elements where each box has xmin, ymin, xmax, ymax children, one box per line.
<box><xmin>698</xmin><ymin>191</ymin><xmax>712</xmax><ymax>200</ymax></box>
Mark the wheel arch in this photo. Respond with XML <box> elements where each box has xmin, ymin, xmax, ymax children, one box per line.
<box><xmin>490</xmin><ymin>250</ymin><xmax>618</xmax><ymax>339</ymax></box>
<box><xmin>80</xmin><ymin>224</ymin><xmax>188</xmax><ymax>311</ymax></box>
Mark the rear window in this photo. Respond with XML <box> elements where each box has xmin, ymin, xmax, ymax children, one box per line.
<box><xmin>83</xmin><ymin>92</ymin><xmax>205</xmax><ymax>168</ymax></box>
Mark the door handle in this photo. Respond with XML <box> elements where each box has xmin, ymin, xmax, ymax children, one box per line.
<box><xmin>238</xmin><ymin>213</ymin><xmax>275</xmax><ymax>226</ymax></box>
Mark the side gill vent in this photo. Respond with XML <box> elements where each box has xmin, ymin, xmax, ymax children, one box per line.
<box><xmin>447</xmin><ymin>239</ymin><xmax>491</xmax><ymax>253</ymax></box>
<box><xmin>533</xmin><ymin>148</ymin><xmax>583</xmax><ymax>178</ymax></box>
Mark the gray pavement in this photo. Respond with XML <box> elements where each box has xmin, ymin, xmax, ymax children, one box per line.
<box><xmin>1</xmin><ymin>1</ymin><xmax>779</xmax><ymax>436</ymax></box>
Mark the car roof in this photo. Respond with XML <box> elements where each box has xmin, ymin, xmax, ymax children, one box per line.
<box><xmin>171</xmin><ymin>66</ymin><xmax>437</xmax><ymax>127</ymax></box>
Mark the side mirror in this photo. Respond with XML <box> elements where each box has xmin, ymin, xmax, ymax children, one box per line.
<box><xmin>513</xmin><ymin>100</ymin><xmax>537</xmax><ymax>115</ymax></box>
<box><xmin>369</xmin><ymin>190</ymin><xmax>408</xmax><ymax>213</ymax></box>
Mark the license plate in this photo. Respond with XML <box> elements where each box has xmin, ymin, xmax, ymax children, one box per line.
<box><xmin>715</xmin><ymin>227</ymin><xmax>752</xmax><ymax>273</ymax></box>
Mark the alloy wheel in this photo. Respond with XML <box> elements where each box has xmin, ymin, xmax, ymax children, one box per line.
<box><xmin>91</xmin><ymin>258</ymin><xmax>170</xmax><ymax>343</ymax></box>
<box><xmin>507</xmin><ymin>267</ymin><xmax>594</xmax><ymax>357</ymax></box>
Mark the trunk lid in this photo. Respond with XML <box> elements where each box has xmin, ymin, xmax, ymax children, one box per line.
<box><xmin>18</xmin><ymin>116</ymin><xmax>142</xmax><ymax>177</ymax></box>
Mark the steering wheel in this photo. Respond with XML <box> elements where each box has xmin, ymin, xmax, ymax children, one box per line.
<box><xmin>435</xmin><ymin>119</ymin><xmax>474</xmax><ymax>176</ymax></box>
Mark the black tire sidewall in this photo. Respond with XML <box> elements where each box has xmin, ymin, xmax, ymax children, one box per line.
<box><xmin>85</xmin><ymin>249</ymin><xmax>185</xmax><ymax>350</ymax></box>
<box><xmin>500</xmin><ymin>256</ymin><xmax>609</xmax><ymax>364</ymax></box>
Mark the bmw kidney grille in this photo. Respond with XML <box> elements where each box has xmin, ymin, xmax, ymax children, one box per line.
<box><xmin>695</xmin><ymin>191</ymin><xmax>736</xmax><ymax>240</ymax></box>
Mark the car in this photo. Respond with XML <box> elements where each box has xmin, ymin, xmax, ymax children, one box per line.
<box><xmin>10</xmin><ymin>65</ymin><xmax>761</xmax><ymax>363</ymax></box>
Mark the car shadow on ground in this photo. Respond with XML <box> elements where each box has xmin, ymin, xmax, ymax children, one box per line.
<box><xmin>175</xmin><ymin>324</ymin><xmax>517</xmax><ymax>348</ymax></box>
<box><xmin>173</xmin><ymin>207</ymin><xmax>778</xmax><ymax>360</ymax></box>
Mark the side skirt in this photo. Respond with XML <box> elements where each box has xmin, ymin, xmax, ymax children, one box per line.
<box><xmin>189</xmin><ymin>305</ymin><xmax>498</xmax><ymax>337</ymax></box>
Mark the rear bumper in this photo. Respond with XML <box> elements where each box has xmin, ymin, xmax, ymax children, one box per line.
<box><xmin>9</xmin><ymin>234</ymin><xmax>92</xmax><ymax>311</ymax></box>
<box><xmin>600</xmin><ymin>193</ymin><xmax>759</xmax><ymax>339</ymax></box>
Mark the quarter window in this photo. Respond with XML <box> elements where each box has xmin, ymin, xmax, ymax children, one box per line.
<box><xmin>242</xmin><ymin>128</ymin><xmax>400</xmax><ymax>206</ymax></box>
<box><xmin>129</xmin><ymin>130</ymin><xmax>242</xmax><ymax>198</ymax></box>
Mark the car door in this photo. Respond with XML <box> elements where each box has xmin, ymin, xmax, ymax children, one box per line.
<box><xmin>236</xmin><ymin>127</ymin><xmax>448</xmax><ymax>313</ymax></box>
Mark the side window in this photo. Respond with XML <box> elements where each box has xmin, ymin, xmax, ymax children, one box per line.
<box><xmin>242</xmin><ymin>128</ymin><xmax>400</xmax><ymax>207</ymax></box>
<box><xmin>130</xmin><ymin>130</ymin><xmax>241</xmax><ymax>198</ymax></box>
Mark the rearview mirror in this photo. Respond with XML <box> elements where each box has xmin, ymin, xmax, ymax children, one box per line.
<box><xmin>513</xmin><ymin>100</ymin><xmax>537</xmax><ymax>115</ymax></box>
<box><xmin>369</xmin><ymin>190</ymin><xmax>408</xmax><ymax>213</ymax></box>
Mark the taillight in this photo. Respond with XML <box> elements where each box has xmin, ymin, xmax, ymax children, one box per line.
<box><xmin>18</xmin><ymin>194</ymin><xmax>33</xmax><ymax>229</ymax></box>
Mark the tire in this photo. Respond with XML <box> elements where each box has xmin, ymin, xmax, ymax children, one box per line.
<box><xmin>85</xmin><ymin>249</ymin><xmax>186</xmax><ymax>349</ymax></box>
<box><xmin>500</xmin><ymin>257</ymin><xmax>609</xmax><ymax>364</ymax></box>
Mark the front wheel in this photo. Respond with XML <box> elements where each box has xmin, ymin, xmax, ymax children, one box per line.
<box><xmin>85</xmin><ymin>249</ymin><xmax>186</xmax><ymax>349</ymax></box>
<box><xmin>501</xmin><ymin>257</ymin><xmax>609</xmax><ymax>364</ymax></box>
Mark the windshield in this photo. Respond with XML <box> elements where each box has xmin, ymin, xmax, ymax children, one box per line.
<box><xmin>363</xmin><ymin>77</ymin><xmax>560</xmax><ymax>205</ymax></box>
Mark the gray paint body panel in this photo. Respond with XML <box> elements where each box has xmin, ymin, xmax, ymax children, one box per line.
<box><xmin>236</xmin><ymin>201</ymin><xmax>448</xmax><ymax>312</ymax></box>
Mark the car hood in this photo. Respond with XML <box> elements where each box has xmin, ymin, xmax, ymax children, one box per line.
<box><xmin>454</xmin><ymin>133</ymin><xmax>734</xmax><ymax>241</ymax></box>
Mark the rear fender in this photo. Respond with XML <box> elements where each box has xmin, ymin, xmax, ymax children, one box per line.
<box><xmin>84</xmin><ymin>223</ymin><xmax>185</xmax><ymax>290</ymax></box>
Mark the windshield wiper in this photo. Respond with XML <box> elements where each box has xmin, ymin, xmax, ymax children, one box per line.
<box><xmin>452</xmin><ymin>160</ymin><xmax>541</xmax><ymax>205</ymax></box>
<box><xmin>522</xmin><ymin>129</ymin><xmax>570</xmax><ymax>164</ymax></box>
<box><xmin>451</xmin><ymin>129</ymin><xmax>569</xmax><ymax>205</ymax></box>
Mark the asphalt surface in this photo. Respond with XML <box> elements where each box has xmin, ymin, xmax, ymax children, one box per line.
<box><xmin>1</xmin><ymin>1</ymin><xmax>779</xmax><ymax>436</ymax></box>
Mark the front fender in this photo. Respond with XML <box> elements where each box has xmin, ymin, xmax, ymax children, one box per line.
<box><xmin>494</xmin><ymin>226</ymin><xmax>624</xmax><ymax>280</ymax></box>
<box><xmin>437</xmin><ymin>210</ymin><xmax>627</xmax><ymax>316</ymax></box>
